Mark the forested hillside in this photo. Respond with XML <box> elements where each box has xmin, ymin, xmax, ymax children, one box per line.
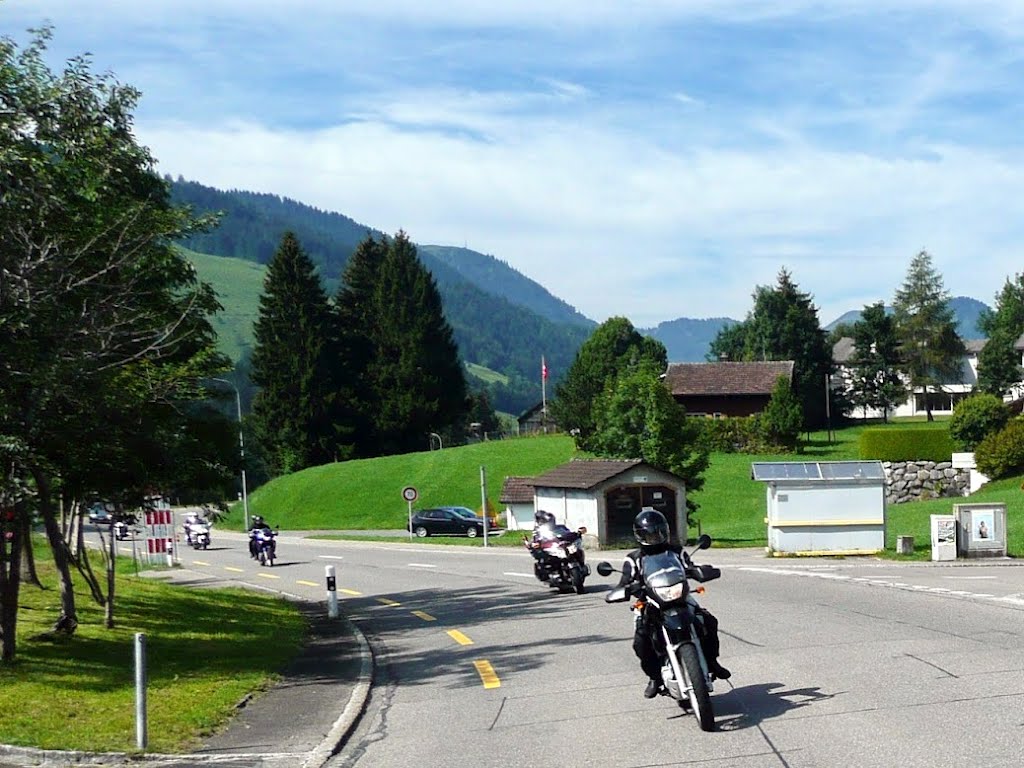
<box><xmin>170</xmin><ymin>179</ymin><xmax>590</xmax><ymax>414</ymax></box>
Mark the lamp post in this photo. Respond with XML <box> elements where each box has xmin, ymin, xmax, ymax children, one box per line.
<box><xmin>211</xmin><ymin>378</ymin><xmax>249</xmax><ymax>530</ymax></box>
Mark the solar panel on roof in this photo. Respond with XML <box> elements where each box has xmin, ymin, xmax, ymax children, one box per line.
<box><xmin>751</xmin><ymin>461</ymin><xmax>884</xmax><ymax>482</ymax></box>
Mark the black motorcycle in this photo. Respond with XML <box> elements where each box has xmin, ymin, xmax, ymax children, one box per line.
<box><xmin>597</xmin><ymin>534</ymin><xmax>720</xmax><ymax>731</ymax></box>
<box><xmin>525</xmin><ymin>525</ymin><xmax>590</xmax><ymax>594</ymax></box>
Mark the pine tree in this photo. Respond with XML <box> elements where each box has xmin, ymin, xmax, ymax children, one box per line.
<box><xmin>977</xmin><ymin>274</ymin><xmax>1024</xmax><ymax>397</ymax></box>
<box><xmin>708</xmin><ymin>269</ymin><xmax>833</xmax><ymax>429</ymax></box>
<box><xmin>250</xmin><ymin>232</ymin><xmax>336</xmax><ymax>474</ymax></box>
<box><xmin>333</xmin><ymin>235</ymin><xmax>389</xmax><ymax>457</ymax></box>
<box><xmin>892</xmin><ymin>251</ymin><xmax>966</xmax><ymax>421</ymax></box>
<box><xmin>365</xmin><ymin>232</ymin><xmax>467</xmax><ymax>455</ymax></box>
<box><xmin>846</xmin><ymin>302</ymin><xmax>906</xmax><ymax>421</ymax></box>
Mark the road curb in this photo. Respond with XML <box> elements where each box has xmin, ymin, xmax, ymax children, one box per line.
<box><xmin>302</xmin><ymin>614</ymin><xmax>373</xmax><ymax>768</ymax></box>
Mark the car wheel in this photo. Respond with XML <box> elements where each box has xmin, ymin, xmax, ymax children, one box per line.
<box><xmin>466</xmin><ymin>526</ymin><xmax>478</xmax><ymax>538</ymax></box>
<box><xmin>415</xmin><ymin>526</ymin><xmax>429</xmax><ymax>538</ymax></box>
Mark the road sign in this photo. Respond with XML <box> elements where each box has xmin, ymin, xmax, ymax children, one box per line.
<box><xmin>402</xmin><ymin>486</ymin><xmax>418</xmax><ymax>502</ymax></box>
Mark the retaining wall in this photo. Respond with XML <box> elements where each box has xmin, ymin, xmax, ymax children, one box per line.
<box><xmin>882</xmin><ymin>460</ymin><xmax>970</xmax><ymax>505</ymax></box>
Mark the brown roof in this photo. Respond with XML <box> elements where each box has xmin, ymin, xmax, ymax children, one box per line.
<box><xmin>530</xmin><ymin>459</ymin><xmax>645</xmax><ymax>490</ymax></box>
<box><xmin>664</xmin><ymin>361</ymin><xmax>795</xmax><ymax>397</ymax></box>
<box><xmin>499</xmin><ymin>476</ymin><xmax>534</xmax><ymax>504</ymax></box>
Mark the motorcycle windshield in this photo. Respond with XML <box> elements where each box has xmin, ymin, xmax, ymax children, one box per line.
<box><xmin>641</xmin><ymin>550</ymin><xmax>687</xmax><ymax>590</ymax></box>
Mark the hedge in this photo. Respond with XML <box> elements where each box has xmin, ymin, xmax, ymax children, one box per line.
<box><xmin>858</xmin><ymin>427</ymin><xmax>956</xmax><ymax>462</ymax></box>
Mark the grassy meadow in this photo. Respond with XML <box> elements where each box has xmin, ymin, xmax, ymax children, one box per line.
<box><xmin>184</xmin><ymin>248</ymin><xmax>265</xmax><ymax>362</ymax></box>
<box><xmin>228</xmin><ymin>418</ymin><xmax>1023</xmax><ymax>557</ymax></box>
<box><xmin>0</xmin><ymin>552</ymin><xmax>305</xmax><ymax>753</ymax></box>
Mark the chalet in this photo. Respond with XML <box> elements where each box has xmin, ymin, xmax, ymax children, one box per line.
<box><xmin>517</xmin><ymin>402</ymin><xmax>557</xmax><ymax>435</ymax></box>
<box><xmin>664</xmin><ymin>361</ymin><xmax>795</xmax><ymax>418</ymax></box>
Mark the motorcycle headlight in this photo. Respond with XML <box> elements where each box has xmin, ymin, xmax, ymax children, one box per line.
<box><xmin>652</xmin><ymin>582</ymin><xmax>686</xmax><ymax>602</ymax></box>
<box><xmin>549</xmin><ymin>547</ymin><xmax>567</xmax><ymax>558</ymax></box>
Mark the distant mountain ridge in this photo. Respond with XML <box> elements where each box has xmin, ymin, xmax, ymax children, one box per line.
<box><xmin>825</xmin><ymin>296</ymin><xmax>990</xmax><ymax>340</ymax></box>
<box><xmin>641</xmin><ymin>317</ymin><xmax>738</xmax><ymax>362</ymax></box>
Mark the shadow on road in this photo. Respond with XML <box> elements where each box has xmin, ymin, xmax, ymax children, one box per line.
<box><xmin>714</xmin><ymin>682</ymin><xmax>841</xmax><ymax>731</ymax></box>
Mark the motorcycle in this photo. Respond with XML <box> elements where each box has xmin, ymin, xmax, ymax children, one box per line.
<box><xmin>114</xmin><ymin>514</ymin><xmax>137</xmax><ymax>541</ymax></box>
<box><xmin>186</xmin><ymin>520</ymin><xmax>212</xmax><ymax>550</ymax></box>
<box><xmin>253</xmin><ymin>526</ymin><xmax>277</xmax><ymax>566</ymax></box>
<box><xmin>524</xmin><ymin>525</ymin><xmax>590</xmax><ymax>594</ymax></box>
<box><xmin>596</xmin><ymin>534</ymin><xmax>720</xmax><ymax>732</ymax></box>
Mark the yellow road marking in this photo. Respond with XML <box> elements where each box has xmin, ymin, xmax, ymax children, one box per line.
<box><xmin>447</xmin><ymin>629</ymin><xmax>473</xmax><ymax>646</ymax></box>
<box><xmin>296</xmin><ymin>580</ymin><xmax>319</xmax><ymax>587</ymax></box>
<box><xmin>341</xmin><ymin>588</ymin><xmax>362</xmax><ymax>596</ymax></box>
<box><xmin>412</xmin><ymin>610</ymin><xmax>436</xmax><ymax>622</ymax></box>
<box><xmin>257</xmin><ymin>573</ymin><xmax>280</xmax><ymax>580</ymax></box>
<box><xmin>192</xmin><ymin>560</ymin><xmax>210</xmax><ymax>566</ymax></box>
<box><xmin>224</xmin><ymin>566</ymin><xmax>244</xmax><ymax>573</ymax></box>
<box><xmin>376</xmin><ymin>597</ymin><xmax>401</xmax><ymax>606</ymax></box>
<box><xmin>473</xmin><ymin>660</ymin><xmax>501</xmax><ymax>689</ymax></box>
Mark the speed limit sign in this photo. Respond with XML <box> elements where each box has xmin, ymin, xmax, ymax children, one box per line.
<box><xmin>402</xmin><ymin>486</ymin><xmax>418</xmax><ymax>502</ymax></box>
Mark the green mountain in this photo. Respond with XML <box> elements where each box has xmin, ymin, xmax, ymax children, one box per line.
<box><xmin>170</xmin><ymin>179</ymin><xmax>590</xmax><ymax>414</ymax></box>
<box><xmin>641</xmin><ymin>317</ymin><xmax>738</xmax><ymax>362</ymax></box>
<box><xmin>825</xmin><ymin>296</ymin><xmax>991</xmax><ymax>340</ymax></box>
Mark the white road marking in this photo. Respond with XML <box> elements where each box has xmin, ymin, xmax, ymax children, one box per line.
<box><xmin>318</xmin><ymin>555</ymin><xmax>345</xmax><ymax>560</ymax></box>
<box><xmin>408</xmin><ymin>563</ymin><xmax>437</xmax><ymax>568</ymax></box>
<box><xmin>504</xmin><ymin>572</ymin><xmax>534</xmax><ymax>578</ymax></box>
<box><xmin>944</xmin><ymin>575</ymin><xmax>997</xmax><ymax>580</ymax></box>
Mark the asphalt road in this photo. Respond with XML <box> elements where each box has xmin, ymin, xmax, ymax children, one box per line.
<box><xmin>116</xmin><ymin>530</ymin><xmax>1024</xmax><ymax>768</ymax></box>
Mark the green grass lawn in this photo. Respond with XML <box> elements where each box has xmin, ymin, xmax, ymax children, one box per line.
<box><xmin>232</xmin><ymin>418</ymin><xmax>1022</xmax><ymax>557</ymax></box>
<box><xmin>0</xmin><ymin>553</ymin><xmax>305</xmax><ymax>753</ymax></box>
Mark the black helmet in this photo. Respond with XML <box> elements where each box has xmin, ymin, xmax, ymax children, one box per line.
<box><xmin>534</xmin><ymin>510</ymin><xmax>555</xmax><ymax>526</ymax></box>
<box><xmin>633</xmin><ymin>508</ymin><xmax>669</xmax><ymax>546</ymax></box>
<box><xmin>252</xmin><ymin>515</ymin><xmax>264</xmax><ymax>527</ymax></box>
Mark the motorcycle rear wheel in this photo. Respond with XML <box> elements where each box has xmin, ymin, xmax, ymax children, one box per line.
<box><xmin>679</xmin><ymin>643</ymin><xmax>715</xmax><ymax>732</ymax></box>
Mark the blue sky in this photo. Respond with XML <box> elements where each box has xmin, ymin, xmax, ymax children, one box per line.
<box><xmin>8</xmin><ymin>1</ymin><xmax>1024</xmax><ymax>327</ymax></box>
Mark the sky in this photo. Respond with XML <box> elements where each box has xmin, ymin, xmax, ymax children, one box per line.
<box><xmin>7</xmin><ymin>1</ymin><xmax>1024</xmax><ymax>327</ymax></box>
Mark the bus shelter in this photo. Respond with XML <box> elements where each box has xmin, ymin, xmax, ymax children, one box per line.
<box><xmin>751</xmin><ymin>461</ymin><xmax>886</xmax><ymax>556</ymax></box>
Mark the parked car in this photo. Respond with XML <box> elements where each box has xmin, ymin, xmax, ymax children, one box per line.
<box><xmin>409</xmin><ymin>506</ymin><xmax>499</xmax><ymax>538</ymax></box>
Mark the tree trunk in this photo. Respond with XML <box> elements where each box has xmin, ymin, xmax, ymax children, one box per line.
<box><xmin>33</xmin><ymin>469</ymin><xmax>79</xmax><ymax>635</ymax></box>
<box><xmin>0</xmin><ymin>503</ymin><xmax>25</xmax><ymax>663</ymax></box>
<box><xmin>19</xmin><ymin>514</ymin><xmax>41</xmax><ymax>588</ymax></box>
<box><xmin>104</xmin><ymin>524</ymin><xmax>115</xmax><ymax>629</ymax></box>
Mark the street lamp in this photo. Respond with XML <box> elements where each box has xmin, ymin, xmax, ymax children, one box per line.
<box><xmin>211</xmin><ymin>378</ymin><xmax>249</xmax><ymax>530</ymax></box>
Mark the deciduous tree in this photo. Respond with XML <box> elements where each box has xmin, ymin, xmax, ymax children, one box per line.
<box><xmin>845</xmin><ymin>302</ymin><xmax>906</xmax><ymax>421</ymax></box>
<box><xmin>977</xmin><ymin>274</ymin><xmax>1024</xmax><ymax>397</ymax></box>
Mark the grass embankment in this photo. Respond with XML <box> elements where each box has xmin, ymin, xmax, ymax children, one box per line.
<box><xmin>232</xmin><ymin>418</ymin><xmax>1023</xmax><ymax>557</ymax></box>
<box><xmin>0</xmin><ymin>553</ymin><xmax>305</xmax><ymax>753</ymax></box>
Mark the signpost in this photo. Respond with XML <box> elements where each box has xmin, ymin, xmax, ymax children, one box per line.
<box><xmin>402</xmin><ymin>486</ymin><xmax>418</xmax><ymax>540</ymax></box>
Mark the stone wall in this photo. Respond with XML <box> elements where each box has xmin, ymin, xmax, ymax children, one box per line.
<box><xmin>883</xmin><ymin>460</ymin><xmax>970</xmax><ymax>505</ymax></box>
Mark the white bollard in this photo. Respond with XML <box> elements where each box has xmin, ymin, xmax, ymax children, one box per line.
<box><xmin>135</xmin><ymin>632</ymin><xmax>147</xmax><ymax>750</ymax></box>
<box><xmin>326</xmin><ymin>565</ymin><xmax>339</xmax><ymax>619</ymax></box>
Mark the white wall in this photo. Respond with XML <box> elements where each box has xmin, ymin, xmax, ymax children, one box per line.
<box><xmin>534</xmin><ymin>489</ymin><xmax>599</xmax><ymax>534</ymax></box>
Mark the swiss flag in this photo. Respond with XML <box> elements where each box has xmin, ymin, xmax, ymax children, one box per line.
<box><xmin>542</xmin><ymin>357</ymin><xmax>549</xmax><ymax>381</ymax></box>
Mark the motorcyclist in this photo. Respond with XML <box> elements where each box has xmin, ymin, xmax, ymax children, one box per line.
<box><xmin>248</xmin><ymin>515</ymin><xmax>270</xmax><ymax>559</ymax></box>
<box><xmin>617</xmin><ymin>508</ymin><xmax>731</xmax><ymax>699</ymax></box>
<box><xmin>528</xmin><ymin>510</ymin><xmax>557</xmax><ymax>580</ymax></box>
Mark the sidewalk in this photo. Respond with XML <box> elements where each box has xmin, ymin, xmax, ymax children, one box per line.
<box><xmin>0</xmin><ymin>569</ymin><xmax>373</xmax><ymax>768</ymax></box>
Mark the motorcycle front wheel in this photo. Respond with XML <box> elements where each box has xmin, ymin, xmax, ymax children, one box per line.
<box><xmin>571</xmin><ymin>564</ymin><xmax>585</xmax><ymax>594</ymax></box>
<box><xmin>679</xmin><ymin>643</ymin><xmax>715</xmax><ymax>731</ymax></box>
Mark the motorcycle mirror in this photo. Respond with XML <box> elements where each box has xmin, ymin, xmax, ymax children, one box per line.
<box><xmin>696</xmin><ymin>533</ymin><xmax>712</xmax><ymax>550</ymax></box>
<box><xmin>596</xmin><ymin>561</ymin><xmax>615</xmax><ymax>577</ymax></box>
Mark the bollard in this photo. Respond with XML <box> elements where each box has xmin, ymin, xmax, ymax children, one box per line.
<box><xmin>896</xmin><ymin>535</ymin><xmax>914</xmax><ymax>555</ymax></box>
<box><xmin>135</xmin><ymin>633</ymin><xmax>148</xmax><ymax>750</ymax></box>
<box><xmin>166</xmin><ymin>539</ymin><xmax>174</xmax><ymax>568</ymax></box>
<box><xmin>326</xmin><ymin>565</ymin><xmax>338</xmax><ymax>619</ymax></box>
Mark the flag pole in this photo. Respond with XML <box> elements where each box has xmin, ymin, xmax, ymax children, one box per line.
<box><xmin>541</xmin><ymin>356</ymin><xmax>548</xmax><ymax>433</ymax></box>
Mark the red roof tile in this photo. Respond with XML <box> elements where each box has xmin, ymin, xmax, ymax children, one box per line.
<box><xmin>499</xmin><ymin>476</ymin><xmax>535</xmax><ymax>504</ymax></box>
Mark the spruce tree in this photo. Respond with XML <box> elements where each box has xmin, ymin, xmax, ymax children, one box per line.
<box><xmin>892</xmin><ymin>251</ymin><xmax>966</xmax><ymax>421</ymax></box>
<box><xmin>250</xmin><ymin>232</ymin><xmax>336</xmax><ymax>474</ymax></box>
<box><xmin>846</xmin><ymin>302</ymin><xmax>906</xmax><ymax>421</ymax></box>
<box><xmin>364</xmin><ymin>232</ymin><xmax>467</xmax><ymax>455</ymax></box>
<box><xmin>977</xmin><ymin>274</ymin><xmax>1024</xmax><ymax>396</ymax></box>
